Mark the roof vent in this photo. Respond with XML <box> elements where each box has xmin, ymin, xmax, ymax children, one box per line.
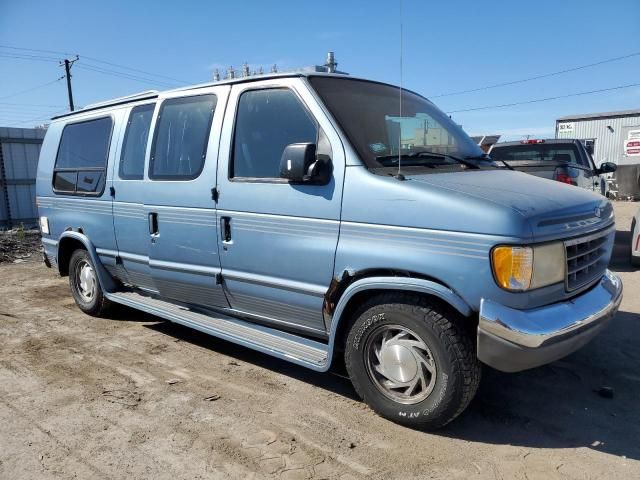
<box><xmin>325</xmin><ymin>51</ymin><xmax>338</xmax><ymax>73</ymax></box>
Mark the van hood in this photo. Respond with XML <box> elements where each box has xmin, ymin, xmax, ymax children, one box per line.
<box><xmin>406</xmin><ymin>169</ymin><xmax>613</xmax><ymax>241</ymax></box>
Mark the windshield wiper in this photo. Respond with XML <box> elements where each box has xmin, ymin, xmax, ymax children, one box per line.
<box><xmin>375</xmin><ymin>152</ymin><xmax>480</xmax><ymax>169</ymax></box>
<box><xmin>414</xmin><ymin>152</ymin><xmax>481</xmax><ymax>169</ymax></box>
<box><xmin>471</xmin><ymin>153</ymin><xmax>513</xmax><ymax>170</ymax></box>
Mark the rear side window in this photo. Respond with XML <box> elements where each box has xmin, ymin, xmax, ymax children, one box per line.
<box><xmin>149</xmin><ymin>95</ymin><xmax>216</xmax><ymax>180</ymax></box>
<box><xmin>53</xmin><ymin>116</ymin><xmax>113</xmax><ymax>195</ymax></box>
<box><xmin>119</xmin><ymin>103</ymin><xmax>155</xmax><ymax>179</ymax></box>
<box><xmin>232</xmin><ymin>88</ymin><xmax>317</xmax><ymax>179</ymax></box>
<box><xmin>490</xmin><ymin>144</ymin><xmax>582</xmax><ymax>165</ymax></box>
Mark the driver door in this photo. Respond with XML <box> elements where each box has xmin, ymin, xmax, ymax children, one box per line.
<box><xmin>215</xmin><ymin>79</ymin><xmax>345</xmax><ymax>335</ymax></box>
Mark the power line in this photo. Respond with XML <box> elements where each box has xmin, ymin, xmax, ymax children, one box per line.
<box><xmin>0</xmin><ymin>101</ymin><xmax>65</xmax><ymax>108</ymax></box>
<box><xmin>0</xmin><ymin>77</ymin><xmax>64</xmax><ymax>100</ymax></box>
<box><xmin>4</xmin><ymin>111</ymin><xmax>66</xmax><ymax>127</ymax></box>
<box><xmin>432</xmin><ymin>51</ymin><xmax>640</xmax><ymax>98</ymax></box>
<box><xmin>0</xmin><ymin>45</ymin><xmax>75</xmax><ymax>56</ymax></box>
<box><xmin>0</xmin><ymin>44</ymin><xmax>188</xmax><ymax>85</ymax></box>
<box><xmin>81</xmin><ymin>56</ymin><xmax>187</xmax><ymax>85</ymax></box>
<box><xmin>0</xmin><ymin>111</ymin><xmax>60</xmax><ymax>120</ymax></box>
<box><xmin>0</xmin><ymin>106</ymin><xmax>65</xmax><ymax>115</ymax></box>
<box><xmin>0</xmin><ymin>52</ymin><xmax>60</xmax><ymax>63</ymax></box>
<box><xmin>446</xmin><ymin>82</ymin><xmax>640</xmax><ymax>114</ymax></box>
<box><xmin>76</xmin><ymin>63</ymin><xmax>178</xmax><ymax>88</ymax></box>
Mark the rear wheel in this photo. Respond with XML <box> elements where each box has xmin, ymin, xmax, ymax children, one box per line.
<box><xmin>68</xmin><ymin>249</ymin><xmax>112</xmax><ymax>316</ymax></box>
<box><xmin>345</xmin><ymin>293</ymin><xmax>480</xmax><ymax>430</ymax></box>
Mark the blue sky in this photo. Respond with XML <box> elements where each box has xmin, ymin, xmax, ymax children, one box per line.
<box><xmin>1</xmin><ymin>0</ymin><xmax>639</xmax><ymax>140</ymax></box>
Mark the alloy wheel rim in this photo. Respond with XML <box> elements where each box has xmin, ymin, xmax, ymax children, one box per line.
<box><xmin>365</xmin><ymin>324</ymin><xmax>437</xmax><ymax>405</ymax></box>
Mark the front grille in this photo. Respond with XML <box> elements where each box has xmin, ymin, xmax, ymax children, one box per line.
<box><xmin>564</xmin><ymin>228</ymin><xmax>611</xmax><ymax>291</ymax></box>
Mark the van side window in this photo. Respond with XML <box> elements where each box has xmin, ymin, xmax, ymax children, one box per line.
<box><xmin>53</xmin><ymin>116</ymin><xmax>112</xmax><ymax>195</ymax></box>
<box><xmin>149</xmin><ymin>95</ymin><xmax>216</xmax><ymax>180</ymax></box>
<box><xmin>119</xmin><ymin>103</ymin><xmax>155</xmax><ymax>180</ymax></box>
<box><xmin>232</xmin><ymin>88</ymin><xmax>317</xmax><ymax>179</ymax></box>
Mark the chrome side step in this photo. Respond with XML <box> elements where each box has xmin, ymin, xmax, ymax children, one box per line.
<box><xmin>106</xmin><ymin>290</ymin><xmax>329</xmax><ymax>370</ymax></box>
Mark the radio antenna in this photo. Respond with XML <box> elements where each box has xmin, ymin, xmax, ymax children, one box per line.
<box><xmin>396</xmin><ymin>0</ymin><xmax>405</xmax><ymax>180</ymax></box>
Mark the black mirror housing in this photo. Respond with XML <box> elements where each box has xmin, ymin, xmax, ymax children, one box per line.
<box><xmin>598</xmin><ymin>161</ymin><xmax>617</xmax><ymax>174</ymax></box>
<box><xmin>280</xmin><ymin>143</ymin><xmax>331</xmax><ymax>184</ymax></box>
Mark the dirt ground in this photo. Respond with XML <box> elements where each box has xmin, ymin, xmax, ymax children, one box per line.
<box><xmin>0</xmin><ymin>228</ymin><xmax>41</xmax><ymax>264</ymax></box>
<box><xmin>1</xmin><ymin>202</ymin><xmax>639</xmax><ymax>480</ymax></box>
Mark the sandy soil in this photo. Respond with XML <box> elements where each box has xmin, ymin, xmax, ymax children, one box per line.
<box><xmin>0</xmin><ymin>202</ymin><xmax>639</xmax><ymax>480</ymax></box>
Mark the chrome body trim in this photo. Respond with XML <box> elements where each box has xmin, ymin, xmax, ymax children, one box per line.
<box><xmin>563</xmin><ymin>224</ymin><xmax>615</xmax><ymax>246</ymax></box>
<box><xmin>479</xmin><ymin>270</ymin><xmax>622</xmax><ymax>351</ymax></box>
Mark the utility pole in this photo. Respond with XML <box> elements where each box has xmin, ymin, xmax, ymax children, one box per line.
<box><xmin>60</xmin><ymin>56</ymin><xmax>79</xmax><ymax>111</ymax></box>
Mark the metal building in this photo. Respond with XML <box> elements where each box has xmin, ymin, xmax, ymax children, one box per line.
<box><xmin>556</xmin><ymin>109</ymin><xmax>640</xmax><ymax>167</ymax></box>
<box><xmin>0</xmin><ymin>127</ymin><xmax>46</xmax><ymax>229</ymax></box>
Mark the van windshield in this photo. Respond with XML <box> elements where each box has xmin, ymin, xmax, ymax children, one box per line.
<box><xmin>308</xmin><ymin>77</ymin><xmax>487</xmax><ymax>170</ymax></box>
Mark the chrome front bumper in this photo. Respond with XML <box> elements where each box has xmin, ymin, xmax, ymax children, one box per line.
<box><xmin>477</xmin><ymin>270</ymin><xmax>623</xmax><ymax>372</ymax></box>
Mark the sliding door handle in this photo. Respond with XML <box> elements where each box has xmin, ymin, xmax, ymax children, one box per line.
<box><xmin>149</xmin><ymin>212</ymin><xmax>159</xmax><ymax>235</ymax></box>
<box><xmin>220</xmin><ymin>216</ymin><xmax>232</xmax><ymax>243</ymax></box>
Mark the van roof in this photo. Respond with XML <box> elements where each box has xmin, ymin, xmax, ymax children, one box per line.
<box><xmin>51</xmin><ymin>72</ymin><xmax>350</xmax><ymax>121</ymax></box>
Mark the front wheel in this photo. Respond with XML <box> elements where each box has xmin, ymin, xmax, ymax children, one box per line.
<box><xmin>68</xmin><ymin>249</ymin><xmax>112</xmax><ymax>316</ymax></box>
<box><xmin>345</xmin><ymin>293</ymin><xmax>481</xmax><ymax>429</ymax></box>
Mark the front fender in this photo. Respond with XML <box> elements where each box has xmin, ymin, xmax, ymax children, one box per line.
<box><xmin>323</xmin><ymin>276</ymin><xmax>473</xmax><ymax>370</ymax></box>
<box><xmin>58</xmin><ymin>231</ymin><xmax>118</xmax><ymax>293</ymax></box>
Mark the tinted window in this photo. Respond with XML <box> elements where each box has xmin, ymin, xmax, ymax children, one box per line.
<box><xmin>53</xmin><ymin>116</ymin><xmax>112</xmax><ymax>195</ymax></box>
<box><xmin>53</xmin><ymin>171</ymin><xmax>77</xmax><ymax>192</ymax></box>
<box><xmin>120</xmin><ymin>103</ymin><xmax>155</xmax><ymax>179</ymax></box>
<box><xmin>55</xmin><ymin>117</ymin><xmax>112</xmax><ymax>169</ymax></box>
<box><xmin>150</xmin><ymin>95</ymin><xmax>216</xmax><ymax>180</ymax></box>
<box><xmin>77</xmin><ymin>170</ymin><xmax>105</xmax><ymax>193</ymax></box>
<box><xmin>490</xmin><ymin>144</ymin><xmax>581</xmax><ymax>165</ymax></box>
<box><xmin>232</xmin><ymin>89</ymin><xmax>317</xmax><ymax>178</ymax></box>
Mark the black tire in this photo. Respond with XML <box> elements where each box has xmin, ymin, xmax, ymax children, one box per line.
<box><xmin>345</xmin><ymin>293</ymin><xmax>481</xmax><ymax>430</ymax></box>
<box><xmin>68</xmin><ymin>249</ymin><xmax>112</xmax><ymax>316</ymax></box>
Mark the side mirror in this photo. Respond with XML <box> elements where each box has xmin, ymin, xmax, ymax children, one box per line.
<box><xmin>279</xmin><ymin>143</ymin><xmax>331</xmax><ymax>184</ymax></box>
<box><xmin>598</xmin><ymin>161</ymin><xmax>617</xmax><ymax>174</ymax></box>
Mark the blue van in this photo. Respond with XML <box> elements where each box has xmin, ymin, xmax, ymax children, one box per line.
<box><xmin>36</xmin><ymin>73</ymin><xmax>622</xmax><ymax>429</ymax></box>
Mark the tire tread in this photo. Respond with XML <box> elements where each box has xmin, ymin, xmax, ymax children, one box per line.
<box><xmin>345</xmin><ymin>292</ymin><xmax>481</xmax><ymax>429</ymax></box>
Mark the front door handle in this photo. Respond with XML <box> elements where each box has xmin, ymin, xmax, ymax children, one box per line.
<box><xmin>149</xmin><ymin>212</ymin><xmax>159</xmax><ymax>236</ymax></box>
<box><xmin>220</xmin><ymin>216</ymin><xmax>232</xmax><ymax>243</ymax></box>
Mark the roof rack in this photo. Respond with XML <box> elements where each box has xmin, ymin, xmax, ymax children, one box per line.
<box><xmin>83</xmin><ymin>90</ymin><xmax>159</xmax><ymax>109</ymax></box>
<box><xmin>51</xmin><ymin>90</ymin><xmax>159</xmax><ymax>120</ymax></box>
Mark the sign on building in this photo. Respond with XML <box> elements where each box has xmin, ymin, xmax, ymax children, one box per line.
<box><xmin>557</xmin><ymin>122</ymin><xmax>574</xmax><ymax>135</ymax></box>
<box><xmin>624</xmin><ymin>129</ymin><xmax>640</xmax><ymax>157</ymax></box>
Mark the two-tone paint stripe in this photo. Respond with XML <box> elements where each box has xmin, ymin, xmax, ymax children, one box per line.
<box><xmin>340</xmin><ymin>221</ymin><xmax>492</xmax><ymax>259</ymax></box>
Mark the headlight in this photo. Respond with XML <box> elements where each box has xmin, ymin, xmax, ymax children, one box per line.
<box><xmin>491</xmin><ymin>242</ymin><xmax>565</xmax><ymax>291</ymax></box>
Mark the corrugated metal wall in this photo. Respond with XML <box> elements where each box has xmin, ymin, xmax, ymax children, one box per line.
<box><xmin>0</xmin><ymin>127</ymin><xmax>46</xmax><ymax>229</ymax></box>
<box><xmin>556</xmin><ymin>114</ymin><xmax>640</xmax><ymax>167</ymax></box>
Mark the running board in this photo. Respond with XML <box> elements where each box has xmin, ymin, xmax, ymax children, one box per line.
<box><xmin>106</xmin><ymin>291</ymin><xmax>329</xmax><ymax>370</ymax></box>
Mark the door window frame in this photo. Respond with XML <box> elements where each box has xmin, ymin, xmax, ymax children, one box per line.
<box><xmin>228</xmin><ymin>86</ymin><xmax>321</xmax><ymax>184</ymax></box>
<box><xmin>148</xmin><ymin>94</ymin><xmax>217</xmax><ymax>181</ymax></box>
<box><xmin>118</xmin><ymin>102</ymin><xmax>156</xmax><ymax>180</ymax></box>
<box><xmin>52</xmin><ymin>115</ymin><xmax>114</xmax><ymax>196</ymax></box>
